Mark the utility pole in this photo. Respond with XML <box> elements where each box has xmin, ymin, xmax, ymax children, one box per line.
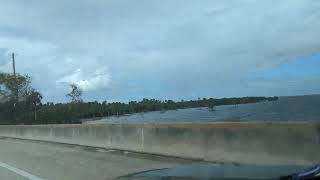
<box><xmin>12</xmin><ymin>53</ymin><xmax>16</xmax><ymax>77</ymax></box>
<box><xmin>11</xmin><ymin>52</ymin><xmax>18</xmax><ymax>108</ymax></box>
<box><xmin>34</xmin><ymin>105</ymin><xmax>37</xmax><ymax>122</ymax></box>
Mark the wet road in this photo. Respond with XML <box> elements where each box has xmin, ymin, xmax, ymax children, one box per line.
<box><xmin>0</xmin><ymin>138</ymin><xmax>188</xmax><ymax>180</ymax></box>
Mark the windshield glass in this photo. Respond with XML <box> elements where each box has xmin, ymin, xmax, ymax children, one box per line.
<box><xmin>0</xmin><ymin>1</ymin><xmax>319</xmax><ymax>180</ymax></box>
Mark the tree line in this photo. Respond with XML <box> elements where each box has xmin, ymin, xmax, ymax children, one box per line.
<box><xmin>0</xmin><ymin>72</ymin><xmax>278</xmax><ymax>125</ymax></box>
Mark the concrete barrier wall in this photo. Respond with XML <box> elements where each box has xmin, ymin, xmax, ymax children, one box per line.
<box><xmin>0</xmin><ymin>122</ymin><xmax>319</xmax><ymax>165</ymax></box>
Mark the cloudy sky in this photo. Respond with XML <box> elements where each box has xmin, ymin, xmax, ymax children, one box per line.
<box><xmin>0</xmin><ymin>0</ymin><xmax>320</xmax><ymax>102</ymax></box>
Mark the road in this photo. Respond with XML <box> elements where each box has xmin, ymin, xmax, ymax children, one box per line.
<box><xmin>0</xmin><ymin>137</ymin><xmax>191</xmax><ymax>180</ymax></box>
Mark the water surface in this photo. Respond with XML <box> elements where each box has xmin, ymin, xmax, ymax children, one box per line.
<box><xmin>86</xmin><ymin>95</ymin><xmax>320</xmax><ymax>124</ymax></box>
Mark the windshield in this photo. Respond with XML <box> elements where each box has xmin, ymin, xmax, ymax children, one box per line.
<box><xmin>0</xmin><ymin>1</ymin><xmax>319</xmax><ymax>180</ymax></box>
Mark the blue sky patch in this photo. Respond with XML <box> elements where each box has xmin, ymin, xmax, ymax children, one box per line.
<box><xmin>254</xmin><ymin>54</ymin><xmax>320</xmax><ymax>79</ymax></box>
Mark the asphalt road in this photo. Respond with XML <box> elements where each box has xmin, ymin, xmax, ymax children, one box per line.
<box><xmin>0</xmin><ymin>138</ymin><xmax>190</xmax><ymax>180</ymax></box>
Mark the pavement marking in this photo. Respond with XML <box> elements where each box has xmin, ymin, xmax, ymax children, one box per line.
<box><xmin>0</xmin><ymin>161</ymin><xmax>44</xmax><ymax>180</ymax></box>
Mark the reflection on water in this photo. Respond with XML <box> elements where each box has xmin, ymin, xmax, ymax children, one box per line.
<box><xmin>86</xmin><ymin>95</ymin><xmax>320</xmax><ymax>124</ymax></box>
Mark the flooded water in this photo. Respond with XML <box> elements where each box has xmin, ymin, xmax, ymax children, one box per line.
<box><xmin>86</xmin><ymin>95</ymin><xmax>320</xmax><ymax>124</ymax></box>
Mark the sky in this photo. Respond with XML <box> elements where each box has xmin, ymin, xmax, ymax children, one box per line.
<box><xmin>0</xmin><ymin>0</ymin><xmax>320</xmax><ymax>103</ymax></box>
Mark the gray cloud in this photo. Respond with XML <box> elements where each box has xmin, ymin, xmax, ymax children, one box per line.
<box><xmin>0</xmin><ymin>0</ymin><xmax>320</xmax><ymax>102</ymax></box>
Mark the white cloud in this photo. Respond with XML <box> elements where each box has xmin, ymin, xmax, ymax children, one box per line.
<box><xmin>57</xmin><ymin>68</ymin><xmax>111</xmax><ymax>91</ymax></box>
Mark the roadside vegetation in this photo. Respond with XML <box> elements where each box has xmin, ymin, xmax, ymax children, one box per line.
<box><xmin>0</xmin><ymin>72</ymin><xmax>278</xmax><ymax>125</ymax></box>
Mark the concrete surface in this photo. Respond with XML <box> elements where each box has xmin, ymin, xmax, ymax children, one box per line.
<box><xmin>0</xmin><ymin>137</ymin><xmax>187</xmax><ymax>180</ymax></box>
<box><xmin>0</xmin><ymin>122</ymin><xmax>319</xmax><ymax>165</ymax></box>
<box><xmin>0</xmin><ymin>167</ymin><xmax>29</xmax><ymax>180</ymax></box>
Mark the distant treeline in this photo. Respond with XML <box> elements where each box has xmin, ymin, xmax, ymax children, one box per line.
<box><xmin>0</xmin><ymin>72</ymin><xmax>278</xmax><ymax>125</ymax></box>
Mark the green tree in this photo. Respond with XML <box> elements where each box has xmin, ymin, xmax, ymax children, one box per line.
<box><xmin>0</xmin><ymin>72</ymin><xmax>42</xmax><ymax>124</ymax></box>
<box><xmin>66</xmin><ymin>84</ymin><xmax>82</xmax><ymax>103</ymax></box>
<box><xmin>0</xmin><ymin>73</ymin><xmax>31</xmax><ymax>102</ymax></box>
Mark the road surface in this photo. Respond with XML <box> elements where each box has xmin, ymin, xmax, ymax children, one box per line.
<box><xmin>0</xmin><ymin>137</ymin><xmax>191</xmax><ymax>180</ymax></box>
